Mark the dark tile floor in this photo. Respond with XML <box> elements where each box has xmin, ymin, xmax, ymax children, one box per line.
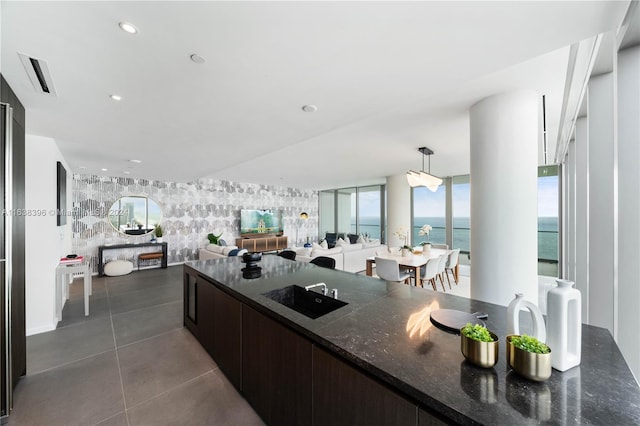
<box><xmin>7</xmin><ymin>266</ymin><xmax>264</xmax><ymax>426</ymax></box>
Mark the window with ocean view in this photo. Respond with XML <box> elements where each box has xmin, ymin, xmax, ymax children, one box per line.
<box><xmin>538</xmin><ymin>165</ymin><xmax>559</xmax><ymax>276</ymax></box>
<box><xmin>412</xmin><ymin>185</ymin><xmax>446</xmax><ymax>246</ymax></box>
<box><xmin>357</xmin><ymin>185</ymin><xmax>383</xmax><ymax>240</ymax></box>
<box><xmin>452</xmin><ymin>175</ymin><xmax>470</xmax><ymax>254</ymax></box>
<box><xmin>319</xmin><ymin>185</ymin><xmax>385</xmax><ymax>242</ymax></box>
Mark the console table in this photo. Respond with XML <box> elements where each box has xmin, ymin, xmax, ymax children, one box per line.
<box><xmin>98</xmin><ymin>242</ymin><xmax>168</xmax><ymax>276</ymax></box>
<box><xmin>55</xmin><ymin>262</ymin><xmax>91</xmax><ymax>319</ymax></box>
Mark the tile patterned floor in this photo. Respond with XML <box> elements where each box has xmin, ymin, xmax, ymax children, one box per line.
<box><xmin>7</xmin><ymin>266</ymin><xmax>264</xmax><ymax>426</ymax></box>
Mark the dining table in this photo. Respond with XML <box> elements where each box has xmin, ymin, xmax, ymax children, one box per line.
<box><xmin>365</xmin><ymin>247</ymin><xmax>457</xmax><ymax>285</ymax></box>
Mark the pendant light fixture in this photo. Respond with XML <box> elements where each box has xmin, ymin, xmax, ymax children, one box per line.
<box><xmin>406</xmin><ymin>147</ymin><xmax>443</xmax><ymax>192</ymax></box>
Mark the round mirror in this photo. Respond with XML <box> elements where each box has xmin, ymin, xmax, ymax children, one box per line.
<box><xmin>108</xmin><ymin>196</ymin><xmax>163</xmax><ymax>236</ymax></box>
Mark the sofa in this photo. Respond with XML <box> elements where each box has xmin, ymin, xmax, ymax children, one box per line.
<box><xmin>295</xmin><ymin>239</ymin><xmax>388</xmax><ymax>273</ymax></box>
<box><xmin>199</xmin><ymin>244</ymin><xmax>247</xmax><ymax>260</ymax></box>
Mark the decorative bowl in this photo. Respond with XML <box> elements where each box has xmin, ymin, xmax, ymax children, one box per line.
<box><xmin>506</xmin><ymin>335</ymin><xmax>552</xmax><ymax>382</ymax></box>
<box><xmin>460</xmin><ymin>330</ymin><xmax>499</xmax><ymax>368</ymax></box>
<box><xmin>242</xmin><ymin>252</ymin><xmax>262</xmax><ymax>263</ymax></box>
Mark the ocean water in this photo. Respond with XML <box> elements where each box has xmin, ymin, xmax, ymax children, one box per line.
<box><xmin>353</xmin><ymin>216</ymin><xmax>558</xmax><ymax>261</ymax></box>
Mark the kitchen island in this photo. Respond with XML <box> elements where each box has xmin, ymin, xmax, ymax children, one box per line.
<box><xmin>184</xmin><ymin>256</ymin><xmax>640</xmax><ymax>425</ymax></box>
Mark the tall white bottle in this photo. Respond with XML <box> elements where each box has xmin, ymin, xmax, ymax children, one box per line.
<box><xmin>546</xmin><ymin>279</ymin><xmax>582</xmax><ymax>371</ymax></box>
<box><xmin>506</xmin><ymin>293</ymin><xmax>546</xmax><ymax>341</ymax></box>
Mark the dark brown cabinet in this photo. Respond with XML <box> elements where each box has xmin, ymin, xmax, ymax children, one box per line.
<box><xmin>312</xmin><ymin>346</ymin><xmax>417</xmax><ymax>426</ymax></box>
<box><xmin>183</xmin><ymin>268</ymin><xmax>241</xmax><ymax>389</ymax></box>
<box><xmin>211</xmin><ymin>284</ymin><xmax>241</xmax><ymax>389</ymax></box>
<box><xmin>242</xmin><ymin>306</ymin><xmax>312</xmax><ymax>425</ymax></box>
<box><xmin>236</xmin><ymin>236</ymin><xmax>287</xmax><ymax>253</ymax></box>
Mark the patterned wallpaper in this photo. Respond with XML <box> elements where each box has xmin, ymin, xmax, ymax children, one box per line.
<box><xmin>72</xmin><ymin>175</ymin><xmax>318</xmax><ymax>273</ymax></box>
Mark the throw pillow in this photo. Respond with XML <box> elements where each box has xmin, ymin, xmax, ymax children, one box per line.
<box><xmin>336</xmin><ymin>237</ymin><xmax>349</xmax><ymax>247</ymax></box>
<box><xmin>321</xmin><ymin>240</ymin><xmax>328</xmax><ymax>249</ymax></box>
<box><xmin>222</xmin><ymin>245</ymin><xmax>239</xmax><ymax>255</ymax></box>
<box><xmin>356</xmin><ymin>234</ymin><xmax>366</xmax><ymax>244</ymax></box>
<box><xmin>227</xmin><ymin>249</ymin><xmax>240</xmax><ymax>256</ymax></box>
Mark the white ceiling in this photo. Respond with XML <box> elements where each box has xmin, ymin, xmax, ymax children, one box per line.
<box><xmin>1</xmin><ymin>1</ymin><xmax>630</xmax><ymax>189</ymax></box>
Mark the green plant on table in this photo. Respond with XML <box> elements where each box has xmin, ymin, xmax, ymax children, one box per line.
<box><xmin>461</xmin><ymin>323</ymin><xmax>495</xmax><ymax>342</ymax></box>
<box><xmin>207</xmin><ymin>232</ymin><xmax>223</xmax><ymax>245</ymax></box>
<box><xmin>510</xmin><ymin>334</ymin><xmax>550</xmax><ymax>354</ymax></box>
<box><xmin>154</xmin><ymin>224</ymin><xmax>163</xmax><ymax>237</ymax></box>
<box><xmin>401</xmin><ymin>245</ymin><xmax>414</xmax><ymax>252</ymax></box>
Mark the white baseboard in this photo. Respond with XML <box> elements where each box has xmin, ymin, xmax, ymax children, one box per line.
<box><xmin>27</xmin><ymin>323</ymin><xmax>57</xmax><ymax>336</ymax></box>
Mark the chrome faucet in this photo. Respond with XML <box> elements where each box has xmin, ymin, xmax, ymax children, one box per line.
<box><xmin>305</xmin><ymin>282</ymin><xmax>327</xmax><ymax>296</ymax></box>
<box><xmin>331</xmin><ymin>288</ymin><xmax>338</xmax><ymax>300</ymax></box>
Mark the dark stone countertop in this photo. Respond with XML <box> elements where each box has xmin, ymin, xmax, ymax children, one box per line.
<box><xmin>185</xmin><ymin>256</ymin><xmax>640</xmax><ymax>425</ymax></box>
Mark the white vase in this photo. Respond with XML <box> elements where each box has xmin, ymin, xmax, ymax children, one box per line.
<box><xmin>546</xmin><ymin>279</ymin><xmax>581</xmax><ymax>371</ymax></box>
<box><xmin>422</xmin><ymin>244</ymin><xmax>431</xmax><ymax>257</ymax></box>
<box><xmin>401</xmin><ymin>248</ymin><xmax>411</xmax><ymax>257</ymax></box>
<box><xmin>506</xmin><ymin>293</ymin><xmax>546</xmax><ymax>342</ymax></box>
<box><xmin>156</xmin><ymin>237</ymin><xmax>163</xmax><ymax>243</ymax></box>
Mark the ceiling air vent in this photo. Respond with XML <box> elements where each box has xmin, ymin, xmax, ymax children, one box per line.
<box><xmin>18</xmin><ymin>52</ymin><xmax>57</xmax><ymax>96</ymax></box>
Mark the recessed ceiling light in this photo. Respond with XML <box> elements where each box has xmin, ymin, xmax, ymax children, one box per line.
<box><xmin>123</xmin><ymin>171</ymin><xmax>131</xmax><ymax>175</ymax></box>
<box><xmin>110</xmin><ymin>94</ymin><xmax>122</xmax><ymax>101</ymax></box>
<box><xmin>190</xmin><ymin>54</ymin><xmax>205</xmax><ymax>64</ymax></box>
<box><xmin>129</xmin><ymin>159</ymin><xmax>142</xmax><ymax>164</ymax></box>
<box><xmin>101</xmin><ymin>168</ymin><xmax>108</xmax><ymax>172</ymax></box>
<box><xmin>301</xmin><ymin>104</ymin><xmax>318</xmax><ymax>113</ymax></box>
<box><xmin>119</xmin><ymin>22</ymin><xmax>138</xmax><ymax>34</ymax></box>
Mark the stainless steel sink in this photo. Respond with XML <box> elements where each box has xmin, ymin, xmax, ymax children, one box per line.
<box><xmin>262</xmin><ymin>285</ymin><xmax>348</xmax><ymax>319</ymax></box>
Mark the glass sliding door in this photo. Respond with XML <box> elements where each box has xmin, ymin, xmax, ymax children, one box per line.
<box><xmin>357</xmin><ymin>185</ymin><xmax>383</xmax><ymax>240</ymax></box>
<box><xmin>412</xmin><ymin>185</ymin><xmax>446</xmax><ymax>246</ymax></box>
<box><xmin>319</xmin><ymin>190</ymin><xmax>335</xmax><ymax>240</ymax></box>
<box><xmin>452</xmin><ymin>175</ymin><xmax>471</xmax><ymax>264</ymax></box>
<box><xmin>538</xmin><ymin>165</ymin><xmax>559</xmax><ymax>276</ymax></box>
<box><xmin>320</xmin><ymin>185</ymin><xmax>386</xmax><ymax>243</ymax></box>
<box><xmin>336</xmin><ymin>188</ymin><xmax>357</xmax><ymax>235</ymax></box>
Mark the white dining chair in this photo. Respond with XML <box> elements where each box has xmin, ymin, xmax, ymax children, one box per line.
<box><xmin>436</xmin><ymin>254</ymin><xmax>450</xmax><ymax>290</ymax></box>
<box><xmin>445</xmin><ymin>249</ymin><xmax>460</xmax><ymax>285</ymax></box>
<box><xmin>420</xmin><ymin>257</ymin><xmax>441</xmax><ymax>291</ymax></box>
<box><xmin>374</xmin><ymin>257</ymin><xmax>412</xmax><ymax>284</ymax></box>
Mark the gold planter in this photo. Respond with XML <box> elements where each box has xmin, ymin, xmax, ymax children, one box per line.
<box><xmin>506</xmin><ymin>335</ymin><xmax>552</xmax><ymax>382</ymax></box>
<box><xmin>460</xmin><ymin>331</ymin><xmax>499</xmax><ymax>368</ymax></box>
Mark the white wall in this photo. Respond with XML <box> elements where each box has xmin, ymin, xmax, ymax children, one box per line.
<box><xmin>25</xmin><ymin>134</ymin><xmax>71</xmax><ymax>335</ymax></box>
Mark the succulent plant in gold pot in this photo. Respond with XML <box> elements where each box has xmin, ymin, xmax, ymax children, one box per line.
<box><xmin>506</xmin><ymin>334</ymin><xmax>552</xmax><ymax>382</ymax></box>
<box><xmin>460</xmin><ymin>323</ymin><xmax>499</xmax><ymax>368</ymax></box>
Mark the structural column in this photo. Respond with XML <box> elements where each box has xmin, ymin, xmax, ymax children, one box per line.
<box><xmin>587</xmin><ymin>73</ymin><xmax>615</xmax><ymax>333</ymax></box>
<box><xmin>469</xmin><ymin>91</ymin><xmax>539</xmax><ymax>306</ymax></box>
<box><xmin>616</xmin><ymin>45</ymin><xmax>640</xmax><ymax>378</ymax></box>
<box><xmin>386</xmin><ymin>174</ymin><xmax>412</xmax><ymax>247</ymax></box>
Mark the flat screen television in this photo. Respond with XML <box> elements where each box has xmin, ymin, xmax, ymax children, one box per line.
<box><xmin>240</xmin><ymin>209</ymin><xmax>283</xmax><ymax>236</ymax></box>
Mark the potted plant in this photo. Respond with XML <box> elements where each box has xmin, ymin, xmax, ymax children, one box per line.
<box><xmin>460</xmin><ymin>323</ymin><xmax>499</xmax><ymax>368</ymax></box>
<box><xmin>207</xmin><ymin>232</ymin><xmax>223</xmax><ymax>245</ymax></box>
<box><xmin>401</xmin><ymin>245</ymin><xmax>413</xmax><ymax>257</ymax></box>
<box><xmin>418</xmin><ymin>225</ymin><xmax>432</xmax><ymax>256</ymax></box>
<box><xmin>506</xmin><ymin>334</ymin><xmax>552</xmax><ymax>382</ymax></box>
<box><xmin>154</xmin><ymin>224</ymin><xmax>163</xmax><ymax>243</ymax></box>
